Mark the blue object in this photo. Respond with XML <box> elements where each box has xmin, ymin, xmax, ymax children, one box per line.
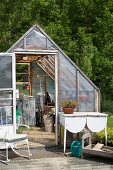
<box><xmin>70</xmin><ymin>140</ymin><xmax>82</xmax><ymax>157</ymax></box>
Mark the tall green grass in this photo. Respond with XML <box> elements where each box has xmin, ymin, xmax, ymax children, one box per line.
<box><xmin>107</xmin><ymin>116</ymin><xmax>113</xmax><ymax>127</ymax></box>
<box><xmin>93</xmin><ymin>116</ymin><xmax>113</xmax><ymax>145</ymax></box>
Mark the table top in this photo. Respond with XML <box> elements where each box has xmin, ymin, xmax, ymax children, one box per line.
<box><xmin>59</xmin><ymin>112</ymin><xmax>108</xmax><ymax>117</ymax></box>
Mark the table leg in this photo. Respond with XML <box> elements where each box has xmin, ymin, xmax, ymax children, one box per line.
<box><xmin>64</xmin><ymin>126</ymin><xmax>67</xmax><ymax>154</ymax></box>
<box><xmin>105</xmin><ymin>117</ymin><xmax>107</xmax><ymax>146</ymax></box>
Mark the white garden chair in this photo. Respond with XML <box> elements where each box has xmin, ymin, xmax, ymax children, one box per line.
<box><xmin>0</xmin><ymin>126</ymin><xmax>31</xmax><ymax>164</ymax></box>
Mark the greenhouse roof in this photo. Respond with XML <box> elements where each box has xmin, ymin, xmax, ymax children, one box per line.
<box><xmin>7</xmin><ymin>24</ymin><xmax>99</xmax><ymax>91</ymax></box>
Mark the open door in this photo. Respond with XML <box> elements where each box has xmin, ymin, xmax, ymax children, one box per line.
<box><xmin>0</xmin><ymin>53</ymin><xmax>16</xmax><ymax>134</ymax></box>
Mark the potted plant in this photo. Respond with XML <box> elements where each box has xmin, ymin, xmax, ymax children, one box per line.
<box><xmin>62</xmin><ymin>100</ymin><xmax>78</xmax><ymax>114</ymax></box>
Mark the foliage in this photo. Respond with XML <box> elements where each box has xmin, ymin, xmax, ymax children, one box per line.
<box><xmin>1</xmin><ymin>0</ymin><xmax>113</xmax><ymax>103</ymax></box>
<box><xmin>62</xmin><ymin>100</ymin><xmax>77</xmax><ymax>108</ymax></box>
<box><xmin>107</xmin><ymin>116</ymin><xmax>113</xmax><ymax>127</ymax></box>
<box><xmin>101</xmin><ymin>96</ymin><xmax>113</xmax><ymax>114</ymax></box>
<box><xmin>93</xmin><ymin>128</ymin><xmax>113</xmax><ymax>146</ymax></box>
<box><xmin>93</xmin><ymin>116</ymin><xmax>113</xmax><ymax>145</ymax></box>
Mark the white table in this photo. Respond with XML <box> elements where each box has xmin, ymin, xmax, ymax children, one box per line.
<box><xmin>59</xmin><ymin>112</ymin><xmax>108</xmax><ymax>153</ymax></box>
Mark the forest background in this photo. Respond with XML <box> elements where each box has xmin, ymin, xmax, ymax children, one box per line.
<box><xmin>0</xmin><ymin>0</ymin><xmax>113</xmax><ymax>112</ymax></box>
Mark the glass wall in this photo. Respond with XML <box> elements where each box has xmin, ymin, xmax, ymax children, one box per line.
<box><xmin>59</xmin><ymin>53</ymin><xmax>77</xmax><ymax>102</ymax></box>
<box><xmin>58</xmin><ymin>52</ymin><xmax>99</xmax><ymax>112</ymax></box>
<box><xmin>7</xmin><ymin>25</ymin><xmax>99</xmax><ymax>112</ymax></box>
<box><xmin>78</xmin><ymin>73</ymin><xmax>95</xmax><ymax>111</ymax></box>
<box><xmin>26</xmin><ymin>29</ymin><xmax>47</xmax><ymax>50</ymax></box>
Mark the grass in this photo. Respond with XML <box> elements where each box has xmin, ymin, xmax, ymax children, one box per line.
<box><xmin>107</xmin><ymin>116</ymin><xmax>113</xmax><ymax>127</ymax></box>
<box><xmin>16</xmin><ymin>126</ymin><xmax>29</xmax><ymax>134</ymax></box>
<box><xmin>93</xmin><ymin>116</ymin><xmax>113</xmax><ymax>145</ymax></box>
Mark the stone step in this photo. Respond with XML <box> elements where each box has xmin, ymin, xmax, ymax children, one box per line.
<box><xmin>28</xmin><ymin>131</ymin><xmax>55</xmax><ymax>135</ymax></box>
<box><xmin>28</xmin><ymin>126</ymin><xmax>55</xmax><ymax>144</ymax></box>
<box><xmin>21</xmin><ymin>126</ymin><xmax>54</xmax><ymax>135</ymax></box>
<box><xmin>29</xmin><ymin>138</ymin><xmax>55</xmax><ymax>145</ymax></box>
<box><xmin>30</xmin><ymin>127</ymin><xmax>44</xmax><ymax>131</ymax></box>
<box><xmin>28</xmin><ymin>134</ymin><xmax>55</xmax><ymax>138</ymax></box>
<box><xmin>19</xmin><ymin>126</ymin><xmax>55</xmax><ymax>146</ymax></box>
<box><xmin>28</xmin><ymin>135</ymin><xmax>55</xmax><ymax>145</ymax></box>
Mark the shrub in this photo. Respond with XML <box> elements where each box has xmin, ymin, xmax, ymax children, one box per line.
<box><xmin>93</xmin><ymin>128</ymin><xmax>113</xmax><ymax>146</ymax></box>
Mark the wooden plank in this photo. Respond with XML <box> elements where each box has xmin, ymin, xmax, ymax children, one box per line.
<box><xmin>83</xmin><ymin>146</ymin><xmax>113</xmax><ymax>159</ymax></box>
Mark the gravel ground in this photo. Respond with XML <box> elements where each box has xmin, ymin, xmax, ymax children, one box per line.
<box><xmin>7</xmin><ymin>144</ymin><xmax>113</xmax><ymax>166</ymax></box>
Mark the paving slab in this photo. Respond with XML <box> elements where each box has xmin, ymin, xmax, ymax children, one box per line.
<box><xmin>0</xmin><ymin>144</ymin><xmax>113</xmax><ymax>169</ymax></box>
<box><xmin>0</xmin><ymin>156</ymin><xmax>113</xmax><ymax>170</ymax></box>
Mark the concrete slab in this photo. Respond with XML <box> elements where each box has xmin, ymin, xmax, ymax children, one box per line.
<box><xmin>0</xmin><ymin>157</ymin><xmax>113</xmax><ymax>170</ymax></box>
<box><xmin>4</xmin><ymin>127</ymin><xmax>112</xmax><ymax>169</ymax></box>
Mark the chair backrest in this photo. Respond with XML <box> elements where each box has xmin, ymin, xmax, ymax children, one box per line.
<box><xmin>82</xmin><ymin>132</ymin><xmax>92</xmax><ymax>149</ymax></box>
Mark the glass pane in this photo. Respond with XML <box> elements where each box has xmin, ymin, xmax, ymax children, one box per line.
<box><xmin>78</xmin><ymin>73</ymin><xmax>95</xmax><ymax>111</ymax></box>
<box><xmin>0</xmin><ymin>107</ymin><xmax>13</xmax><ymax>125</ymax></box>
<box><xmin>48</xmin><ymin>77</ymin><xmax>55</xmax><ymax>101</ymax></box>
<box><xmin>0</xmin><ymin>91</ymin><xmax>13</xmax><ymax>124</ymax></box>
<box><xmin>47</xmin><ymin>39</ymin><xmax>57</xmax><ymax>50</ymax></box>
<box><xmin>32</xmin><ymin>64</ymin><xmax>46</xmax><ymax>108</ymax></box>
<box><xmin>16</xmin><ymin>96</ymin><xmax>35</xmax><ymax>126</ymax></box>
<box><xmin>0</xmin><ymin>91</ymin><xmax>13</xmax><ymax>107</ymax></box>
<box><xmin>59</xmin><ymin>53</ymin><xmax>77</xmax><ymax>103</ymax></box>
<box><xmin>15</xmin><ymin>40</ymin><xmax>24</xmax><ymax>51</ymax></box>
<box><xmin>26</xmin><ymin>30</ymin><xmax>47</xmax><ymax>50</ymax></box>
<box><xmin>0</xmin><ymin>55</ymin><xmax>12</xmax><ymax>88</ymax></box>
<box><xmin>16</xmin><ymin>74</ymin><xmax>28</xmax><ymax>82</ymax></box>
<box><xmin>16</xmin><ymin>84</ymin><xmax>29</xmax><ymax>96</ymax></box>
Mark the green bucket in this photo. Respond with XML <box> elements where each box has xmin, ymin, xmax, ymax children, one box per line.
<box><xmin>70</xmin><ymin>140</ymin><xmax>82</xmax><ymax>157</ymax></box>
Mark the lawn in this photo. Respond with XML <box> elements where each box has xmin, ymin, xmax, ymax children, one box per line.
<box><xmin>107</xmin><ymin>116</ymin><xmax>113</xmax><ymax>127</ymax></box>
<box><xmin>93</xmin><ymin>116</ymin><xmax>113</xmax><ymax>145</ymax></box>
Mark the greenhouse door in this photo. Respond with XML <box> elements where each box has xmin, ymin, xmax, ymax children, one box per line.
<box><xmin>0</xmin><ymin>53</ymin><xmax>16</xmax><ymax>134</ymax></box>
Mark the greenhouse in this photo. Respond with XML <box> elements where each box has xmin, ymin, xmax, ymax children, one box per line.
<box><xmin>0</xmin><ymin>25</ymin><xmax>100</xmax><ymax>144</ymax></box>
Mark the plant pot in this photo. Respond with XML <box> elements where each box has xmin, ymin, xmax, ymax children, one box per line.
<box><xmin>63</xmin><ymin>107</ymin><xmax>74</xmax><ymax>114</ymax></box>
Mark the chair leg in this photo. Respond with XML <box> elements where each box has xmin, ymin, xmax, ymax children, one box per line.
<box><xmin>6</xmin><ymin>144</ymin><xmax>10</xmax><ymax>162</ymax></box>
<box><xmin>11</xmin><ymin>139</ymin><xmax>32</xmax><ymax>159</ymax></box>
<box><xmin>26</xmin><ymin>139</ymin><xmax>32</xmax><ymax>159</ymax></box>
<box><xmin>0</xmin><ymin>145</ymin><xmax>10</xmax><ymax>164</ymax></box>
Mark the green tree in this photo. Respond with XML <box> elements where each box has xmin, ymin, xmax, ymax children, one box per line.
<box><xmin>1</xmin><ymin>0</ymin><xmax>113</xmax><ymax>100</ymax></box>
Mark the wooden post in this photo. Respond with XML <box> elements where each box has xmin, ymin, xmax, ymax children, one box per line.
<box><xmin>29</xmin><ymin>63</ymin><xmax>32</xmax><ymax>96</ymax></box>
<box><xmin>55</xmin><ymin>53</ymin><xmax>59</xmax><ymax>145</ymax></box>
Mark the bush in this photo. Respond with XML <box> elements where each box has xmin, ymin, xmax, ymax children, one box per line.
<box><xmin>93</xmin><ymin>128</ymin><xmax>113</xmax><ymax>146</ymax></box>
